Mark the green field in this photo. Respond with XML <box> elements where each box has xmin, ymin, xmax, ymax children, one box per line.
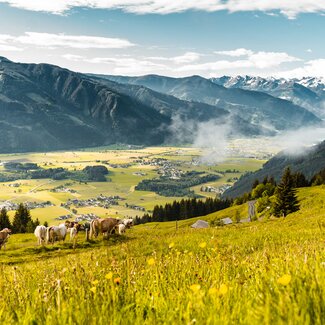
<box><xmin>0</xmin><ymin>186</ymin><xmax>324</xmax><ymax>324</ymax></box>
<box><xmin>0</xmin><ymin>146</ymin><xmax>266</xmax><ymax>223</ymax></box>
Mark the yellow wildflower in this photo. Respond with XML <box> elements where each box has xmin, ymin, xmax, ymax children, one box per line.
<box><xmin>208</xmin><ymin>287</ymin><xmax>218</xmax><ymax>295</ymax></box>
<box><xmin>90</xmin><ymin>287</ymin><xmax>96</xmax><ymax>294</ymax></box>
<box><xmin>91</xmin><ymin>280</ymin><xmax>99</xmax><ymax>286</ymax></box>
<box><xmin>169</xmin><ymin>242</ymin><xmax>175</xmax><ymax>249</ymax></box>
<box><xmin>199</xmin><ymin>242</ymin><xmax>207</xmax><ymax>249</ymax></box>
<box><xmin>147</xmin><ymin>258</ymin><xmax>155</xmax><ymax>266</ymax></box>
<box><xmin>219</xmin><ymin>284</ymin><xmax>228</xmax><ymax>295</ymax></box>
<box><xmin>190</xmin><ymin>284</ymin><xmax>201</xmax><ymax>293</ymax></box>
<box><xmin>105</xmin><ymin>272</ymin><xmax>113</xmax><ymax>280</ymax></box>
<box><xmin>277</xmin><ymin>274</ymin><xmax>291</xmax><ymax>286</ymax></box>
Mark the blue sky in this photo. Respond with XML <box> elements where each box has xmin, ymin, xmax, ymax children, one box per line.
<box><xmin>0</xmin><ymin>1</ymin><xmax>324</xmax><ymax>77</ymax></box>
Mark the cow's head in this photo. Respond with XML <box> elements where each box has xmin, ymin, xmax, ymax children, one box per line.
<box><xmin>1</xmin><ymin>228</ymin><xmax>12</xmax><ymax>234</ymax></box>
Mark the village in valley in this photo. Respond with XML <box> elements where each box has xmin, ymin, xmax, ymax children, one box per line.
<box><xmin>0</xmin><ymin>143</ymin><xmax>269</xmax><ymax>225</ymax></box>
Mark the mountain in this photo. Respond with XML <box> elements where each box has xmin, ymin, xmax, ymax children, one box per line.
<box><xmin>88</xmin><ymin>75</ymin><xmax>268</xmax><ymax>137</ymax></box>
<box><xmin>0</xmin><ymin>57</ymin><xmax>183</xmax><ymax>152</ymax></box>
<box><xmin>222</xmin><ymin>140</ymin><xmax>325</xmax><ymax>199</ymax></box>
<box><xmin>0</xmin><ymin>57</ymin><xmax>322</xmax><ymax>153</ymax></box>
<box><xmin>210</xmin><ymin>75</ymin><xmax>325</xmax><ymax>118</ymax></box>
<box><xmin>102</xmin><ymin>74</ymin><xmax>321</xmax><ymax>133</ymax></box>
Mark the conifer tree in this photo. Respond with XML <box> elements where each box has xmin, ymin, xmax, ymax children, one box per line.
<box><xmin>273</xmin><ymin>167</ymin><xmax>300</xmax><ymax>217</ymax></box>
<box><xmin>12</xmin><ymin>203</ymin><xmax>32</xmax><ymax>233</ymax></box>
<box><xmin>0</xmin><ymin>207</ymin><xmax>11</xmax><ymax>229</ymax></box>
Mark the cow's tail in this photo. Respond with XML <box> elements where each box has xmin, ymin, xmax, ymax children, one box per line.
<box><xmin>89</xmin><ymin>220</ymin><xmax>94</xmax><ymax>239</ymax></box>
<box><xmin>46</xmin><ymin>227</ymin><xmax>51</xmax><ymax>244</ymax></box>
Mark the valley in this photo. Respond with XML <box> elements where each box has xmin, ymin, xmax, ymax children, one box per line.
<box><xmin>0</xmin><ymin>142</ymin><xmax>270</xmax><ymax>224</ymax></box>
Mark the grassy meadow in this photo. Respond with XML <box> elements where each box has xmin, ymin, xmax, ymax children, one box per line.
<box><xmin>0</xmin><ymin>186</ymin><xmax>324</xmax><ymax>324</ymax></box>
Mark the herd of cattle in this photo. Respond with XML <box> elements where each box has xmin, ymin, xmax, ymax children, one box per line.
<box><xmin>0</xmin><ymin>217</ymin><xmax>134</xmax><ymax>249</ymax></box>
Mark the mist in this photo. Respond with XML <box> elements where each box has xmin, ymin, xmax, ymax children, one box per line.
<box><xmin>168</xmin><ymin>112</ymin><xmax>325</xmax><ymax>164</ymax></box>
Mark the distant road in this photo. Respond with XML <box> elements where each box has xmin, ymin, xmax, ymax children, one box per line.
<box><xmin>248</xmin><ymin>200</ymin><xmax>257</xmax><ymax>220</ymax></box>
<box><xmin>27</xmin><ymin>180</ymin><xmax>55</xmax><ymax>194</ymax></box>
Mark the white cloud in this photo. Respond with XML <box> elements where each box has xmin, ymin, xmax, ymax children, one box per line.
<box><xmin>215</xmin><ymin>48</ymin><xmax>253</xmax><ymax>57</ymax></box>
<box><xmin>148</xmin><ymin>52</ymin><xmax>201</xmax><ymax>64</ymax></box>
<box><xmin>0</xmin><ymin>44</ymin><xmax>23</xmax><ymax>51</ymax></box>
<box><xmin>0</xmin><ymin>0</ymin><xmax>324</xmax><ymax>18</ymax></box>
<box><xmin>62</xmin><ymin>54</ymin><xmax>85</xmax><ymax>61</ymax></box>
<box><xmin>277</xmin><ymin>59</ymin><xmax>325</xmax><ymax>78</ymax></box>
<box><xmin>248</xmin><ymin>51</ymin><xmax>301</xmax><ymax>69</ymax></box>
<box><xmin>14</xmin><ymin>32</ymin><xmax>134</xmax><ymax>49</ymax></box>
<box><xmin>62</xmin><ymin>54</ymin><xmax>169</xmax><ymax>75</ymax></box>
<box><xmin>178</xmin><ymin>50</ymin><xmax>300</xmax><ymax>72</ymax></box>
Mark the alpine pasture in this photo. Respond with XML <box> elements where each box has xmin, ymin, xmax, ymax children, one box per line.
<box><xmin>0</xmin><ymin>186</ymin><xmax>324</xmax><ymax>324</ymax></box>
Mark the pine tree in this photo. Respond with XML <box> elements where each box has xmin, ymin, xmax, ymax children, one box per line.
<box><xmin>12</xmin><ymin>203</ymin><xmax>32</xmax><ymax>233</ymax></box>
<box><xmin>273</xmin><ymin>167</ymin><xmax>300</xmax><ymax>217</ymax></box>
<box><xmin>0</xmin><ymin>207</ymin><xmax>11</xmax><ymax>229</ymax></box>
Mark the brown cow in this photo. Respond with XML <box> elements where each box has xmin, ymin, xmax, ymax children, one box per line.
<box><xmin>0</xmin><ymin>228</ymin><xmax>12</xmax><ymax>250</ymax></box>
<box><xmin>90</xmin><ymin>218</ymin><xmax>120</xmax><ymax>238</ymax></box>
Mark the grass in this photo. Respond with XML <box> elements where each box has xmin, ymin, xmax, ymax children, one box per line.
<box><xmin>0</xmin><ymin>186</ymin><xmax>324</xmax><ymax>324</ymax></box>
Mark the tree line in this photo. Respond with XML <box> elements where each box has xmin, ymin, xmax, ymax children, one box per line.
<box><xmin>133</xmin><ymin>197</ymin><xmax>232</xmax><ymax>225</ymax></box>
<box><xmin>0</xmin><ymin>204</ymin><xmax>40</xmax><ymax>233</ymax></box>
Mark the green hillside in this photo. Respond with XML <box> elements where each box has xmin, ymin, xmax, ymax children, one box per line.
<box><xmin>0</xmin><ymin>186</ymin><xmax>324</xmax><ymax>324</ymax></box>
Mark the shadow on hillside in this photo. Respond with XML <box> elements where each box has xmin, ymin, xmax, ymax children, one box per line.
<box><xmin>0</xmin><ymin>234</ymin><xmax>135</xmax><ymax>265</ymax></box>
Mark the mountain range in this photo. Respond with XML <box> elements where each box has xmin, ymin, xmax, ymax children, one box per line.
<box><xmin>222</xmin><ymin>140</ymin><xmax>325</xmax><ymax>199</ymax></box>
<box><xmin>210</xmin><ymin>75</ymin><xmax>325</xmax><ymax>118</ymax></box>
<box><xmin>0</xmin><ymin>56</ymin><xmax>322</xmax><ymax>153</ymax></box>
<box><xmin>102</xmin><ymin>74</ymin><xmax>321</xmax><ymax>133</ymax></box>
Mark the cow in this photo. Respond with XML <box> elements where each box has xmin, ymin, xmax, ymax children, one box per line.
<box><xmin>0</xmin><ymin>228</ymin><xmax>12</xmax><ymax>250</ymax></box>
<box><xmin>69</xmin><ymin>223</ymin><xmax>81</xmax><ymax>241</ymax></box>
<box><xmin>90</xmin><ymin>218</ymin><xmax>120</xmax><ymax>238</ymax></box>
<box><xmin>46</xmin><ymin>223</ymin><xmax>67</xmax><ymax>244</ymax></box>
<box><xmin>34</xmin><ymin>225</ymin><xmax>47</xmax><ymax>245</ymax></box>
<box><xmin>121</xmin><ymin>218</ymin><xmax>133</xmax><ymax>229</ymax></box>
<box><xmin>116</xmin><ymin>223</ymin><xmax>126</xmax><ymax>235</ymax></box>
<box><xmin>64</xmin><ymin>221</ymin><xmax>81</xmax><ymax>240</ymax></box>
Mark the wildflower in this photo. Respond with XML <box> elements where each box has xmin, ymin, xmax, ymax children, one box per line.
<box><xmin>208</xmin><ymin>287</ymin><xmax>218</xmax><ymax>295</ymax></box>
<box><xmin>219</xmin><ymin>284</ymin><xmax>228</xmax><ymax>295</ymax></box>
<box><xmin>277</xmin><ymin>274</ymin><xmax>291</xmax><ymax>286</ymax></box>
<box><xmin>169</xmin><ymin>242</ymin><xmax>175</xmax><ymax>249</ymax></box>
<box><xmin>199</xmin><ymin>242</ymin><xmax>207</xmax><ymax>249</ymax></box>
<box><xmin>190</xmin><ymin>284</ymin><xmax>201</xmax><ymax>293</ymax></box>
<box><xmin>114</xmin><ymin>277</ymin><xmax>121</xmax><ymax>285</ymax></box>
<box><xmin>91</xmin><ymin>280</ymin><xmax>99</xmax><ymax>286</ymax></box>
<box><xmin>147</xmin><ymin>258</ymin><xmax>155</xmax><ymax>266</ymax></box>
<box><xmin>90</xmin><ymin>287</ymin><xmax>96</xmax><ymax>294</ymax></box>
<box><xmin>105</xmin><ymin>272</ymin><xmax>113</xmax><ymax>280</ymax></box>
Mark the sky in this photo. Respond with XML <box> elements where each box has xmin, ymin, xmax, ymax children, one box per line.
<box><xmin>0</xmin><ymin>0</ymin><xmax>324</xmax><ymax>78</ymax></box>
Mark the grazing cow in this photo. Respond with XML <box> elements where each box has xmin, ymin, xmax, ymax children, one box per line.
<box><xmin>116</xmin><ymin>223</ymin><xmax>126</xmax><ymax>235</ymax></box>
<box><xmin>34</xmin><ymin>225</ymin><xmax>47</xmax><ymax>245</ymax></box>
<box><xmin>69</xmin><ymin>223</ymin><xmax>81</xmax><ymax>241</ymax></box>
<box><xmin>121</xmin><ymin>218</ymin><xmax>133</xmax><ymax>229</ymax></box>
<box><xmin>90</xmin><ymin>218</ymin><xmax>120</xmax><ymax>238</ymax></box>
<box><xmin>0</xmin><ymin>228</ymin><xmax>12</xmax><ymax>250</ymax></box>
<box><xmin>46</xmin><ymin>223</ymin><xmax>67</xmax><ymax>244</ymax></box>
<box><xmin>89</xmin><ymin>219</ymin><xmax>101</xmax><ymax>238</ymax></box>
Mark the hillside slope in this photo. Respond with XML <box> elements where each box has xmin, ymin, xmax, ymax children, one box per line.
<box><xmin>223</xmin><ymin>140</ymin><xmax>325</xmax><ymax>198</ymax></box>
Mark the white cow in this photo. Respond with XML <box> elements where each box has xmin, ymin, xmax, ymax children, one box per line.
<box><xmin>121</xmin><ymin>219</ymin><xmax>133</xmax><ymax>229</ymax></box>
<box><xmin>70</xmin><ymin>227</ymin><xmax>78</xmax><ymax>241</ymax></box>
<box><xmin>34</xmin><ymin>225</ymin><xmax>47</xmax><ymax>245</ymax></box>
<box><xmin>46</xmin><ymin>223</ymin><xmax>67</xmax><ymax>244</ymax></box>
<box><xmin>116</xmin><ymin>223</ymin><xmax>126</xmax><ymax>235</ymax></box>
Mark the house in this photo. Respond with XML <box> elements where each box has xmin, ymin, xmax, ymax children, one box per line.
<box><xmin>191</xmin><ymin>220</ymin><xmax>209</xmax><ymax>229</ymax></box>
